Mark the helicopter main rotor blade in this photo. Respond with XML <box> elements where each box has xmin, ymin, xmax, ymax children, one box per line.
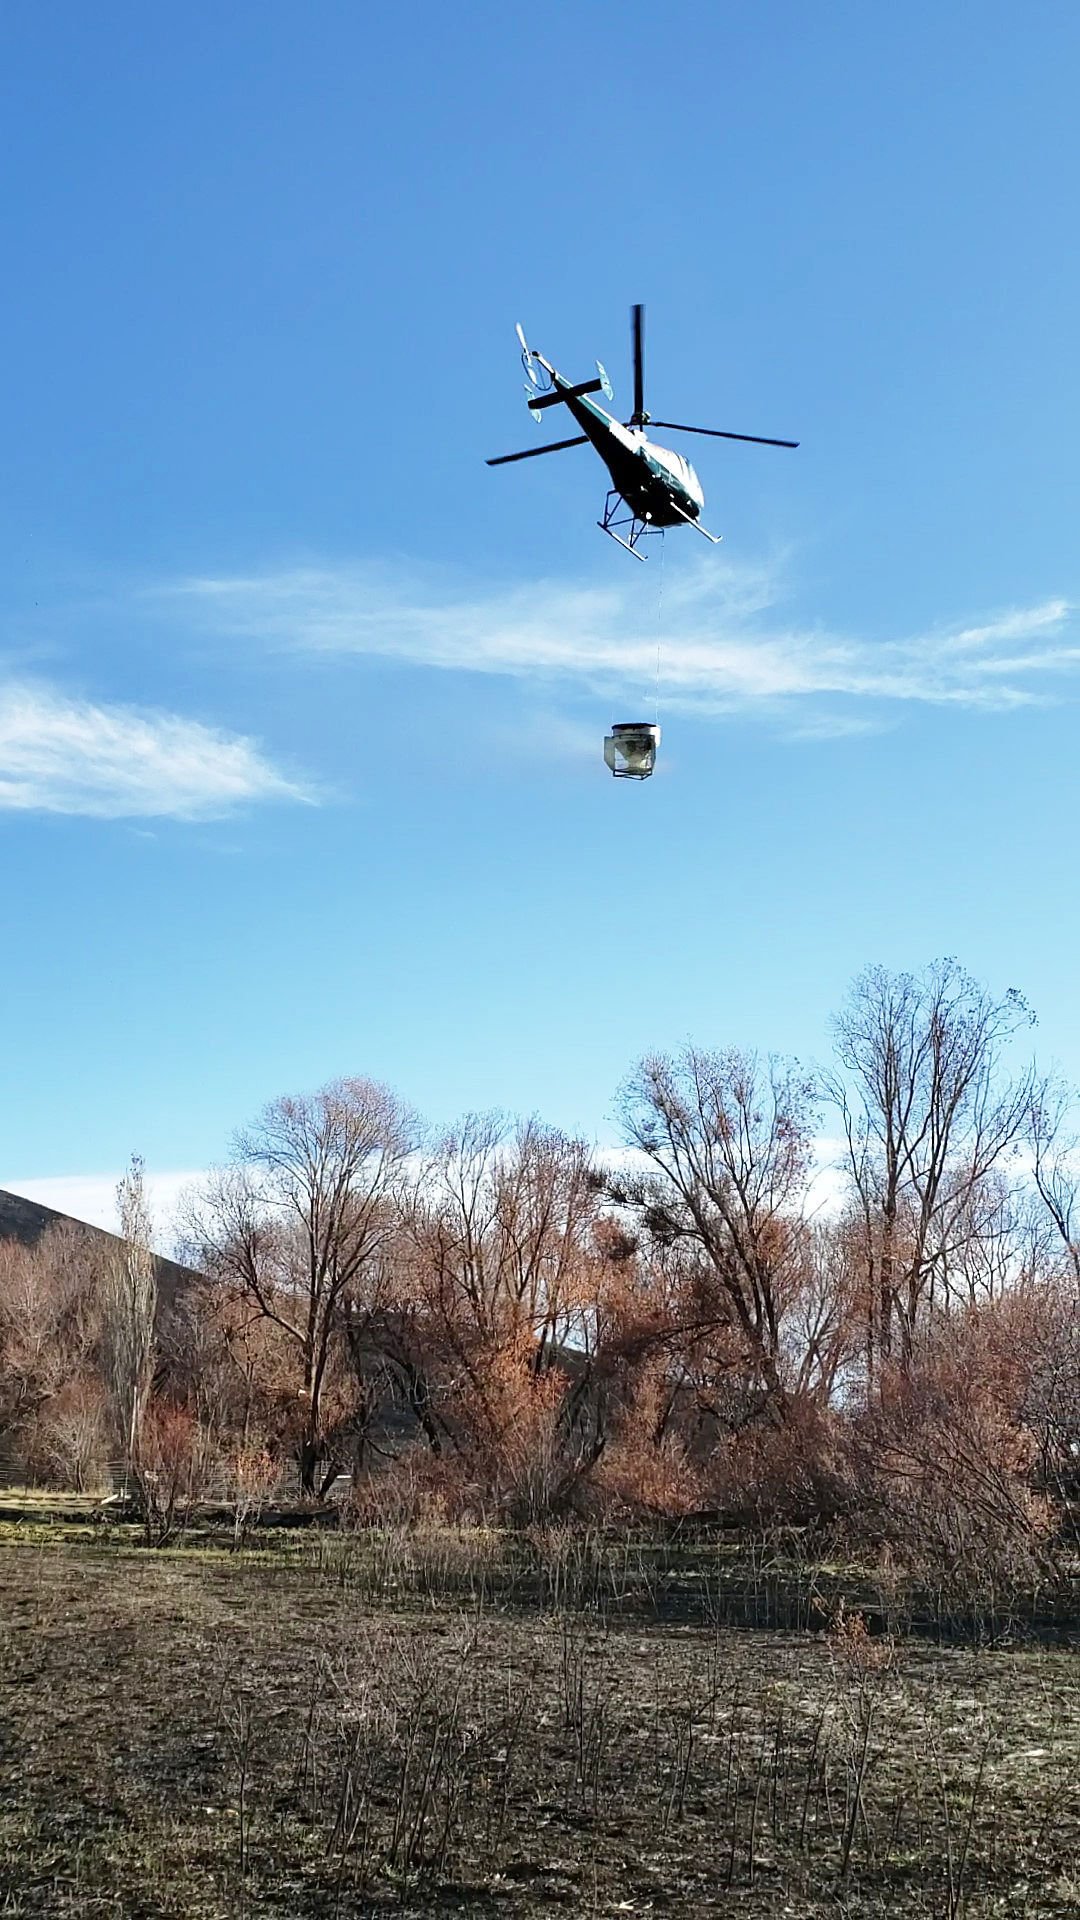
<box><xmin>631</xmin><ymin>303</ymin><xmax>645</xmax><ymax>423</ymax></box>
<box><xmin>649</xmin><ymin>420</ymin><xmax>800</xmax><ymax>448</ymax></box>
<box><xmin>486</xmin><ymin>435</ymin><xmax>589</xmax><ymax>466</ymax></box>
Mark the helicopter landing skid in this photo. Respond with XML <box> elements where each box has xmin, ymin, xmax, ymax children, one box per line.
<box><xmin>597</xmin><ymin>491</ymin><xmax>652</xmax><ymax>561</ymax></box>
<box><xmin>669</xmin><ymin>500</ymin><xmax>722</xmax><ymax>544</ymax></box>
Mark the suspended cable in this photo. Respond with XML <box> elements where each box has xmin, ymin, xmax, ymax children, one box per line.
<box><xmin>655</xmin><ymin>531</ymin><xmax>666</xmax><ymax>727</ymax></box>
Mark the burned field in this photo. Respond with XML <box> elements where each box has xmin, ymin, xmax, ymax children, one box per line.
<box><xmin>1</xmin><ymin>1541</ymin><xmax>1078</xmax><ymax>1918</ymax></box>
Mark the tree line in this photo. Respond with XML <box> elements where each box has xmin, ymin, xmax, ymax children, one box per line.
<box><xmin>2</xmin><ymin>957</ymin><xmax>1078</xmax><ymax>1594</ymax></box>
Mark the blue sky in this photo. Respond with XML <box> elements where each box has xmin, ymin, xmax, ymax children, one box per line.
<box><xmin>2</xmin><ymin>3</ymin><xmax>1078</xmax><ymax>1237</ymax></box>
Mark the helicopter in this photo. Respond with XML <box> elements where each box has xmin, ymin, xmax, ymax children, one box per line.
<box><xmin>487</xmin><ymin>304</ymin><xmax>798</xmax><ymax>558</ymax></box>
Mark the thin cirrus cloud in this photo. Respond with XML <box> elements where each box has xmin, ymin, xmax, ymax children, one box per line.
<box><xmin>0</xmin><ymin>682</ymin><xmax>310</xmax><ymax>821</ymax></box>
<box><xmin>0</xmin><ymin>1169</ymin><xmax>204</xmax><ymax>1244</ymax></box>
<box><xmin>164</xmin><ymin>558</ymin><xmax>1077</xmax><ymax>734</ymax></box>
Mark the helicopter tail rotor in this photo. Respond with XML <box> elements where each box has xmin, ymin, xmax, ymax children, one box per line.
<box><xmin>516</xmin><ymin>322</ymin><xmax>556</xmax><ymax>418</ymax></box>
<box><xmin>516</xmin><ymin>322</ymin><xmax>538</xmax><ymax>389</ymax></box>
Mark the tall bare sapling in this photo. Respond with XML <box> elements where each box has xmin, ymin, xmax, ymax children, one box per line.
<box><xmin>101</xmin><ymin>1154</ymin><xmax>157</xmax><ymax>1482</ymax></box>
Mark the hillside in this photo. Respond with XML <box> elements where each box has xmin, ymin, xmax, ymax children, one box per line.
<box><xmin>0</xmin><ymin>1185</ymin><xmax>201</xmax><ymax>1307</ymax></box>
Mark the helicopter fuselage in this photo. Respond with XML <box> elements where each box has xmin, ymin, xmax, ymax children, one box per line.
<box><xmin>543</xmin><ymin>364</ymin><xmax>705</xmax><ymax>529</ymax></box>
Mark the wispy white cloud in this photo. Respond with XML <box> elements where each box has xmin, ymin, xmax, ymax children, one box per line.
<box><xmin>0</xmin><ymin>683</ymin><xmax>310</xmax><ymax>819</ymax></box>
<box><xmin>0</xmin><ymin>1170</ymin><xmax>204</xmax><ymax>1247</ymax></box>
<box><xmin>782</xmin><ymin>712</ymin><xmax>885</xmax><ymax>743</ymax></box>
<box><xmin>162</xmin><ymin>558</ymin><xmax>1076</xmax><ymax>731</ymax></box>
<box><xmin>7</xmin><ymin>1146</ymin><xmax>845</xmax><ymax>1249</ymax></box>
<box><xmin>487</xmin><ymin>708</ymin><xmax>601</xmax><ymax>767</ymax></box>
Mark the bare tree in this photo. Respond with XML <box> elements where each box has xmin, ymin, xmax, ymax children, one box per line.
<box><xmin>28</xmin><ymin>1380</ymin><xmax>108</xmax><ymax>1492</ymax></box>
<box><xmin>226</xmin><ymin>1440</ymin><xmax>282</xmax><ymax>1547</ymax></box>
<box><xmin>780</xmin><ymin>1216</ymin><xmax>862</xmax><ymax>1405</ymax></box>
<box><xmin>407</xmin><ymin>1113</ymin><xmax>598</xmax><ymax>1354</ymax></box>
<box><xmin>185</xmin><ymin>1078</ymin><xmax>413</xmax><ymax>1497</ymax></box>
<box><xmin>614</xmin><ymin>1047</ymin><xmax>818</xmax><ymax>1425</ymax></box>
<box><xmin>1025</xmin><ymin>1074</ymin><xmax>1080</xmax><ymax>1284</ymax></box>
<box><xmin>101</xmin><ymin>1154</ymin><xmax>158</xmax><ymax>1479</ymax></box>
<box><xmin>0</xmin><ymin>1223</ymin><xmax>103</xmax><ymax>1449</ymax></box>
<box><xmin>825</xmin><ymin>960</ymin><xmax>1034</xmax><ymax>1372</ymax></box>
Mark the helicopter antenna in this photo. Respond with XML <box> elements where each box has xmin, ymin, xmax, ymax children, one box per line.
<box><xmin>629</xmin><ymin>303</ymin><xmax>649</xmax><ymax>426</ymax></box>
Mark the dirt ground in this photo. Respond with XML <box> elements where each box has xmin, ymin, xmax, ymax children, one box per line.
<box><xmin>1</xmin><ymin>1540</ymin><xmax>1078</xmax><ymax>1917</ymax></box>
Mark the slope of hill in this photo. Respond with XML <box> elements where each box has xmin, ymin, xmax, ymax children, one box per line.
<box><xmin>0</xmin><ymin>1186</ymin><xmax>202</xmax><ymax>1305</ymax></box>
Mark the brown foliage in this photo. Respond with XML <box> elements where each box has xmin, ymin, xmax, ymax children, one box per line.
<box><xmin>132</xmin><ymin>1399</ymin><xmax>218</xmax><ymax>1546</ymax></box>
<box><xmin>856</xmin><ymin>1299</ymin><xmax>1058</xmax><ymax>1610</ymax></box>
<box><xmin>595</xmin><ymin>1354</ymin><xmax>702</xmax><ymax>1518</ymax></box>
<box><xmin>390</xmin><ymin>1116</ymin><xmax>608</xmax><ymax>1520</ymax></box>
<box><xmin>0</xmin><ymin>1223</ymin><xmax>103</xmax><ymax>1445</ymax></box>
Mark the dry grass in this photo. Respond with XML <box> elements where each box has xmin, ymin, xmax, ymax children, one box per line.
<box><xmin>1</xmin><ymin>1491</ymin><xmax>1074</xmax><ymax>1641</ymax></box>
<box><xmin>0</xmin><ymin>1539</ymin><xmax>1078</xmax><ymax>1916</ymax></box>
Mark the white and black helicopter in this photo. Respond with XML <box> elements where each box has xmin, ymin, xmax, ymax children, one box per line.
<box><xmin>487</xmin><ymin>304</ymin><xmax>798</xmax><ymax>558</ymax></box>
